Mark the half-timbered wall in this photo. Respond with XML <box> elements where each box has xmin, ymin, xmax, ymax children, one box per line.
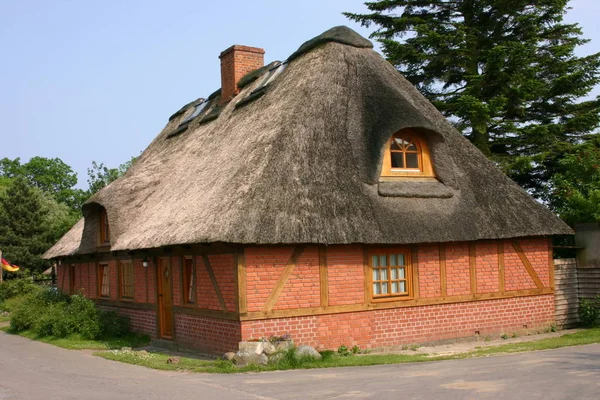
<box><xmin>239</xmin><ymin>237</ymin><xmax>555</xmax><ymax>349</ymax></box>
<box><xmin>57</xmin><ymin>237</ymin><xmax>555</xmax><ymax>353</ymax></box>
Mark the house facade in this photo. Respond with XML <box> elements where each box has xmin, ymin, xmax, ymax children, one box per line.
<box><xmin>46</xmin><ymin>26</ymin><xmax>571</xmax><ymax>355</ymax></box>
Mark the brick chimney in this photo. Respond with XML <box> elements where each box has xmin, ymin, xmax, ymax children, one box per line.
<box><xmin>219</xmin><ymin>45</ymin><xmax>265</xmax><ymax>105</ymax></box>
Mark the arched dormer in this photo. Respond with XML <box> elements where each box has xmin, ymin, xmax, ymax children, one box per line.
<box><xmin>381</xmin><ymin>130</ymin><xmax>435</xmax><ymax>178</ymax></box>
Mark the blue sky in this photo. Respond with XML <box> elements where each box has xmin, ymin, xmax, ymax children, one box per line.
<box><xmin>1</xmin><ymin>0</ymin><xmax>598</xmax><ymax>189</ymax></box>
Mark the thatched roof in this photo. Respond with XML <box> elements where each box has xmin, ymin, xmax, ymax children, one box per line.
<box><xmin>44</xmin><ymin>26</ymin><xmax>571</xmax><ymax>259</ymax></box>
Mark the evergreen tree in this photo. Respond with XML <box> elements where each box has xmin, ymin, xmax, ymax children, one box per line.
<box><xmin>346</xmin><ymin>0</ymin><xmax>600</xmax><ymax>200</ymax></box>
<box><xmin>0</xmin><ymin>177</ymin><xmax>52</xmax><ymax>272</ymax></box>
<box><xmin>550</xmin><ymin>139</ymin><xmax>600</xmax><ymax>225</ymax></box>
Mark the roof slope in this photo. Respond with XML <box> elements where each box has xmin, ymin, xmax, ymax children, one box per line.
<box><xmin>44</xmin><ymin>26</ymin><xmax>571</xmax><ymax>258</ymax></box>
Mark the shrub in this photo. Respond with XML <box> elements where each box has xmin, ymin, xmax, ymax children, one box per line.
<box><xmin>579</xmin><ymin>296</ymin><xmax>600</xmax><ymax>327</ymax></box>
<box><xmin>99</xmin><ymin>310</ymin><xmax>131</xmax><ymax>338</ymax></box>
<box><xmin>10</xmin><ymin>291</ymin><xmax>46</xmax><ymax>331</ymax></box>
<box><xmin>8</xmin><ymin>288</ymin><xmax>134</xmax><ymax>340</ymax></box>
<box><xmin>0</xmin><ymin>279</ymin><xmax>38</xmax><ymax>302</ymax></box>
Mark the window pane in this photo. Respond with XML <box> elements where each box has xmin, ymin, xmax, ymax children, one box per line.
<box><xmin>406</xmin><ymin>153</ymin><xmax>419</xmax><ymax>168</ymax></box>
<box><xmin>379</xmin><ymin>255</ymin><xmax>387</xmax><ymax>267</ymax></box>
<box><xmin>372</xmin><ymin>255</ymin><xmax>378</xmax><ymax>268</ymax></box>
<box><xmin>407</xmin><ymin>141</ymin><xmax>417</xmax><ymax>151</ymax></box>
<box><xmin>391</xmin><ymin>282</ymin><xmax>398</xmax><ymax>293</ymax></box>
<box><xmin>380</xmin><ymin>268</ymin><xmax>388</xmax><ymax>280</ymax></box>
<box><xmin>399</xmin><ymin>281</ymin><xmax>406</xmax><ymax>293</ymax></box>
<box><xmin>373</xmin><ymin>283</ymin><xmax>380</xmax><ymax>295</ymax></box>
<box><xmin>397</xmin><ymin>254</ymin><xmax>405</xmax><ymax>266</ymax></box>
<box><xmin>391</xmin><ymin>152</ymin><xmax>404</xmax><ymax>168</ymax></box>
<box><xmin>381</xmin><ymin>283</ymin><xmax>388</xmax><ymax>294</ymax></box>
<box><xmin>399</xmin><ymin>267</ymin><xmax>405</xmax><ymax>279</ymax></box>
<box><xmin>390</xmin><ymin>254</ymin><xmax>397</xmax><ymax>267</ymax></box>
<box><xmin>373</xmin><ymin>269</ymin><xmax>380</xmax><ymax>281</ymax></box>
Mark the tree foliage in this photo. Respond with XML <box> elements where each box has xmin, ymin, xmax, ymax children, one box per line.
<box><xmin>87</xmin><ymin>156</ymin><xmax>137</xmax><ymax>196</ymax></box>
<box><xmin>550</xmin><ymin>139</ymin><xmax>600</xmax><ymax>225</ymax></box>
<box><xmin>0</xmin><ymin>178</ymin><xmax>52</xmax><ymax>272</ymax></box>
<box><xmin>346</xmin><ymin>0</ymin><xmax>600</xmax><ymax>203</ymax></box>
<box><xmin>0</xmin><ymin>157</ymin><xmax>87</xmax><ymax>214</ymax></box>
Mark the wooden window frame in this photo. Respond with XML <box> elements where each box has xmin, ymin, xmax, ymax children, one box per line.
<box><xmin>118</xmin><ymin>260</ymin><xmax>134</xmax><ymax>301</ymax></box>
<box><xmin>367</xmin><ymin>248</ymin><xmax>413</xmax><ymax>302</ymax></box>
<box><xmin>97</xmin><ymin>263</ymin><xmax>110</xmax><ymax>298</ymax></box>
<box><xmin>381</xmin><ymin>131</ymin><xmax>435</xmax><ymax>178</ymax></box>
<box><xmin>181</xmin><ymin>256</ymin><xmax>196</xmax><ymax>305</ymax></box>
<box><xmin>98</xmin><ymin>208</ymin><xmax>110</xmax><ymax>246</ymax></box>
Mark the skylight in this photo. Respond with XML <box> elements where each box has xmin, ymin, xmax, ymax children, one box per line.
<box><xmin>251</xmin><ymin>62</ymin><xmax>287</xmax><ymax>94</ymax></box>
<box><xmin>180</xmin><ymin>100</ymin><xmax>208</xmax><ymax>126</ymax></box>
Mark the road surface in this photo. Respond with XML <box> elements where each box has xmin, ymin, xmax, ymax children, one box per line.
<box><xmin>0</xmin><ymin>331</ymin><xmax>598</xmax><ymax>399</ymax></box>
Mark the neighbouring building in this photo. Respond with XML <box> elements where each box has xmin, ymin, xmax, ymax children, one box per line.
<box><xmin>44</xmin><ymin>26</ymin><xmax>572</xmax><ymax>355</ymax></box>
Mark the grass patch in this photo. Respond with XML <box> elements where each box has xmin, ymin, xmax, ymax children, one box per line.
<box><xmin>0</xmin><ymin>315</ymin><xmax>10</xmax><ymax>323</ymax></box>
<box><xmin>465</xmin><ymin>328</ymin><xmax>600</xmax><ymax>357</ymax></box>
<box><xmin>94</xmin><ymin>328</ymin><xmax>600</xmax><ymax>373</ymax></box>
<box><xmin>2</xmin><ymin>326</ymin><xmax>149</xmax><ymax>350</ymax></box>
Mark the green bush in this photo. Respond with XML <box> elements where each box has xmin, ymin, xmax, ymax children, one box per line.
<box><xmin>10</xmin><ymin>291</ymin><xmax>46</xmax><ymax>331</ymax></box>
<box><xmin>8</xmin><ymin>288</ymin><xmax>131</xmax><ymax>340</ymax></box>
<box><xmin>0</xmin><ymin>279</ymin><xmax>38</xmax><ymax>302</ymax></box>
<box><xmin>579</xmin><ymin>296</ymin><xmax>600</xmax><ymax>327</ymax></box>
<box><xmin>99</xmin><ymin>310</ymin><xmax>131</xmax><ymax>338</ymax></box>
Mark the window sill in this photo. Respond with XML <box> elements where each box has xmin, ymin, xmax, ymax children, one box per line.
<box><xmin>378</xmin><ymin>180</ymin><xmax>455</xmax><ymax>198</ymax></box>
<box><xmin>118</xmin><ymin>297</ymin><xmax>134</xmax><ymax>302</ymax></box>
<box><xmin>371</xmin><ymin>295</ymin><xmax>413</xmax><ymax>303</ymax></box>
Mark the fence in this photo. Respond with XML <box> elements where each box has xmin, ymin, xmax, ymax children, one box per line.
<box><xmin>554</xmin><ymin>258</ymin><xmax>600</xmax><ymax>328</ymax></box>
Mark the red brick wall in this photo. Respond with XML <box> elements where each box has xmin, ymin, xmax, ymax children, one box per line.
<box><xmin>476</xmin><ymin>242</ymin><xmax>499</xmax><ymax>293</ymax></box>
<box><xmin>241</xmin><ymin>294</ymin><xmax>555</xmax><ymax>350</ymax></box>
<box><xmin>504</xmin><ymin>243</ymin><xmax>537</xmax><ymax>291</ymax></box>
<box><xmin>445</xmin><ymin>243</ymin><xmax>470</xmax><ymax>296</ymax></box>
<box><xmin>246</xmin><ymin>246</ymin><xmax>323</xmax><ymax>312</ymax></box>
<box><xmin>327</xmin><ymin>245</ymin><xmax>364</xmax><ymax>305</ymax></box>
<box><xmin>418</xmin><ymin>244</ymin><xmax>442</xmax><ymax>298</ymax></box>
<box><xmin>175</xmin><ymin>314</ymin><xmax>241</xmax><ymax>354</ymax></box>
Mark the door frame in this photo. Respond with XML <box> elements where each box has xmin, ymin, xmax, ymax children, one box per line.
<box><xmin>156</xmin><ymin>257</ymin><xmax>175</xmax><ymax>340</ymax></box>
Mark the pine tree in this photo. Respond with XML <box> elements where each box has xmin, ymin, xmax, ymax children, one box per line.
<box><xmin>346</xmin><ymin>0</ymin><xmax>600</xmax><ymax>200</ymax></box>
<box><xmin>0</xmin><ymin>177</ymin><xmax>51</xmax><ymax>273</ymax></box>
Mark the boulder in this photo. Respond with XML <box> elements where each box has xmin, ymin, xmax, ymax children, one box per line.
<box><xmin>120</xmin><ymin>347</ymin><xmax>132</xmax><ymax>352</ymax></box>
<box><xmin>295</xmin><ymin>345</ymin><xmax>322</xmax><ymax>360</ymax></box>
<box><xmin>262</xmin><ymin>342</ymin><xmax>277</xmax><ymax>355</ymax></box>
<box><xmin>233</xmin><ymin>349</ymin><xmax>268</xmax><ymax>367</ymax></box>
<box><xmin>222</xmin><ymin>352</ymin><xmax>236</xmax><ymax>361</ymax></box>
<box><xmin>166</xmin><ymin>356</ymin><xmax>180</xmax><ymax>364</ymax></box>
<box><xmin>274</xmin><ymin>340</ymin><xmax>294</xmax><ymax>352</ymax></box>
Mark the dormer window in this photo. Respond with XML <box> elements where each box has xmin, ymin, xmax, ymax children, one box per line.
<box><xmin>381</xmin><ymin>131</ymin><xmax>435</xmax><ymax>178</ymax></box>
<box><xmin>99</xmin><ymin>208</ymin><xmax>110</xmax><ymax>246</ymax></box>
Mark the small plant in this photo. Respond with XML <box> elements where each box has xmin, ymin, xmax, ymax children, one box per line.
<box><xmin>337</xmin><ymin>345</ymin><xmax>351</xmax><ymax>357</ymax></box>
<box><xmin>268</xmin><ymin>333</ymin><xmax>291</xmax><ymax>344</ymax></box>
<box><xmin>409</xmin><ymin>344</ymin><xmax>419</xmax><ymax>351</ymax></box>
<box><xmin>550</xmin><ymin>324</ymin><xmax>557</xmax><ymax>332</ymax></box>
<box><xmin>579</xmin><ymin>296</ymin><xmax>600</xmax><ymax>327</ymax></box>
<box><xmin>484</xmin><ymin>336</ymin><xmax>491</xmax><ymax>342</ymax></box>
<box><xmin>401</xmin><ymin>345</ymin><xmax>409</xmax><ymax>350</ymax></box>
<box><xmin>501</xmin><ymin>333</ymin><xmax>508</xmax><ymax>340</ymax></box>
<box><xmin>351</xmin><ymin>345</ymin><xmax>361</xmax><ymax>354</ymax></box>
<box><xmin>512</xmin><ymin>333</ymin><xmax>518</xmax><ymax>338</ymax></box>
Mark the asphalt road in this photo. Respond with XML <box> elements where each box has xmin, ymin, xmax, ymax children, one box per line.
<box><xmin>0</xmin><ymin>330</ymin><xmax>599</xmax><ymax>400</ymax></box>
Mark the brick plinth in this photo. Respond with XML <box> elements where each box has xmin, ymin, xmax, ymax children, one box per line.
<box><xmin>241</xmin><ymin>294</ymin><xmax>555</xmax><ymax>350</ymax></box>
<box><xmin>174</xmin><ymin>314</ymin><xmax>241</xmax><ymax>354</ymax></box>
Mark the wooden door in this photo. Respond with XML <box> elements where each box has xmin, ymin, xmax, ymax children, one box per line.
<box><xmin>157</xmin><ymin>257</ymin><xmax>174</xmax><ymax>339</ymax></box>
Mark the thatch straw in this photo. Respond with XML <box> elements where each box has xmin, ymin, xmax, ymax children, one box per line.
<box><xmin>44</xmin><ymin>26</ymin><xmax>571</xmax><ymax>259</ymax></box>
